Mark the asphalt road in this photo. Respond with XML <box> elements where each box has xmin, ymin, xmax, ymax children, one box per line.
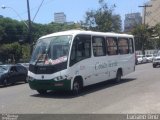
<box><xmin>0</xmin><ymin>63</ymin><xmax>160</xmax><ymax>114</ymax></box>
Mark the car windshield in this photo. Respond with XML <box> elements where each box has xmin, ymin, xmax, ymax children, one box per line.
<box><xmin>0</xmin><ymin>65</ymin><xmax>10</xmax><ymax>73</ymax></box>
<box><xmin>30</xmin><ymin>35</ymin><xmax>72</xmax><ymax>65</ymax></box>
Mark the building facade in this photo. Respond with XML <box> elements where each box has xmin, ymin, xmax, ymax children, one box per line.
<box><xmin>144</xmin><ymin>0</ymin><xmax>160</xmax><ymax>27</ymax></box>
<box><xmin>54</xmin><ymin>12</ymin><xmax>66</xmax><ymax>24</ymax></box>
<box><xmin>124</xmin><ymin>13</ymin><xmax>142</xmax><ymax>32</ymax></box>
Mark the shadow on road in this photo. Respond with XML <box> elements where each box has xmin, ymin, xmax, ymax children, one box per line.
<box><xmin>0</xmin><ymin>82</ymin><xmax>26</xmax><ymax>88</ymax></box>
<box><xmin>31</xmin><ymin>78</ymin><xmax>136</xmax><ymax>99</ymax></box>
<box><xmin>81</xmin><ymin>78</ymin><xmax>136</xmax><ymax>95</ymax></box>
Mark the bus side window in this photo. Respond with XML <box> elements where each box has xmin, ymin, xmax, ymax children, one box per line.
<box><xmin>118</xmin><ymin>38</ymin><xmax>129</xmax><ymax>54</ymax></box>
<box><xmin>92</xmin><ymin>36</ymin><xmax>106</xmax><ymax>56</ymax></box>
<box><xmin>106</xmin><ymin>37</ymin><xmax>118</xmax><ymax>55</ymax></box>
<box><xmin>70</xmin><ymin>35</ymin><xmax>91</xmax><ymax>66</ymax></box>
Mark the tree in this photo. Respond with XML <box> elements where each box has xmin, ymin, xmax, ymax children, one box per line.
<box><xmin>0</xmin><ymin>17</ymin><xmax>28</xmax><ymax>44</ymax></box>
<box><xmin>132</xmin><ymin>24</ymin><xmax>153</xmax><ymax>53</ymax></box>
<box><xmin>83</xmin><ymin>0</ymin><xmax>122</xmax><ymax>32</ymax></box>
<box><xmin>0</xmin><ymin>42</ymin><xmax>21</xmax><ymax>63</ymax></box>
<box><xmin>21</xmin><ymin>44</ymin><xmax>31</xmax><ymax>62</ymax></box>
<box><xmin>153</xmin><ymin>23</ymin><xmax>160</xmax><ymax>49</ymax></box>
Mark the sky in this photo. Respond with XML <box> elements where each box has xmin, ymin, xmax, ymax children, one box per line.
<box><xmin>0</xmin><ymin>0</ymin><xmax>149</xmax><ymax>25</ymax></box>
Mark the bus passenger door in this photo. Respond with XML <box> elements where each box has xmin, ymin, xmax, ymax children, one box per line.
<box><xmin>69</xmin><ymin>34</ymin><xmax>93</xmax><ymax>86</ymax></box>
<box><xmin>91</xmin><ymin>36</ymin><xmax>109</xmax><ymax>84</ymax></box>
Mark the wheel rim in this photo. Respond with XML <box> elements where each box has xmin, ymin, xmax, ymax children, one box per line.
<box><xmin>73</xmin><ymin>81</ymin><xmax>80</xmax><ymax>93</ymax></box>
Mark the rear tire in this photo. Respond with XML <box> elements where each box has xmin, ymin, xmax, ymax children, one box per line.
<box><xmin>37</xmin><ymin>90</ymin><xmax>47</xmax><ymax>95</ymax></box>
<box><xmin>153</xmin><ymin>64</ymin><xmax>156</xmax><ymax>68</ymax></box>
<box><xmin>115</xmin><ymin>70</ymin><xmax>122</xmax><ymax>82</ymax></box>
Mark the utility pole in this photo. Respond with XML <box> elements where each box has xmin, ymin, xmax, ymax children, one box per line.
<box><xmin>139</xmin><ymin>4</ymin><xmax>152</xmax><ymax>25</ymax></box>
<box><xmin>26</xmin><ymin>0</ymin><xmax>33</xmax><ymax>53</ymax></box>
<box><xmin>138</xmin><ymin>4</ymin><xmax>152</xmax><ymax>55</ymax></box>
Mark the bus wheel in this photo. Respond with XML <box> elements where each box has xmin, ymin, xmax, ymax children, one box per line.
<box><xmin>37</xmin><ymin>90</ymin><xmax>47</xmax><ymax>95</ymax></box>
<box><xmin>24</xmin><ymin>77</ymin><xmax>28</xmax><ymax>83</ymax></box>
<box><xmin>3</xmin><ymin>79</ymin><xmax>8</xmax><ymax>87</ymax></box>
<box><xmin>153</xmin><ymin>64</ymin><xmax>156</xmax><ymax>68</ymax></box>
<box><xmin>72</xmin><ymin>80</ymin><xmax>82</xmax><ymax>95</ymax></box>
<box><xmin>115</xmin><ymin>70</ymin><xmax>122</xmax><ymax>82</ymax></box>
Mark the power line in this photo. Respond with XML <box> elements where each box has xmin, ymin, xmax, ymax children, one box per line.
<box><xmin>32</xmin><ymin>0</ymin><xmax>45</xmax><ymax>22</ymax></box>
<box><xmin>10</xmin><ymin>0</ymin><xmax>53</xmax><ymax>22</ymax></box>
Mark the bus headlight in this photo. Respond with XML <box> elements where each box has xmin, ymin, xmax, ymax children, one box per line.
<box><xmin>54</xmin><ymin>75</ymin><xmax>67</xmax><ymax>81</ymax></box>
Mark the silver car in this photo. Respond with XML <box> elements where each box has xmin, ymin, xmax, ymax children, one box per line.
<box><xmin>145</xmin><ymin>54</ymin><xmax>154</xmax><ymax>62</ymax></box>
<box><xmin>137</xmin><ymin>55</ymin><xmax>147</xmax><ymax>64</ymax></box>
<box><xmin>153</xmin><ymin>51</ymin><xmax>160</xmax><ymax>68</ymax></box>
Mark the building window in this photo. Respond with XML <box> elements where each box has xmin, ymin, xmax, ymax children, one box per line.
<box><xmin>92</xmin><ymin>36</ymin><xmax>106</xmax><ymax>56</ymax></box>
<box><xmin>106</xmin><ymin>37</ymin><xmax>118</xmax><ymax>55</ymax></box>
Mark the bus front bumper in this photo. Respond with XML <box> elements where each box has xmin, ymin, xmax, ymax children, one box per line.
<box><xmin>28</xmin><ymin>79</ymin><xmax>71</xmax><ymax>91</ymax></box>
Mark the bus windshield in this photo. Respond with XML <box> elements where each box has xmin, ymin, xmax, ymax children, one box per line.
<box><xmin>30</xmin><ymin>35</ymin><xmax>72</xmax><ymax>65</ymax></box>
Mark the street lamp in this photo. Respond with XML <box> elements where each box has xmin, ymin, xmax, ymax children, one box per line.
<box><xmin>1</xmin><ymin>5</ymin><xmax>29</xmax><ymax>29</ymax></box>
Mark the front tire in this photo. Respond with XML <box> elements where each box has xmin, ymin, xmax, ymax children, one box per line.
<box><xmin>153</xmin><ymin>64</ymin><xmax>156</xmax><ymax>68</ymax></box>
<box><xmin>72</xmin><ymin>80</ymin><xmax>82</xmax><ymax>95</ymax></box>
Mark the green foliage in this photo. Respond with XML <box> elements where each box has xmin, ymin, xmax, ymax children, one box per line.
<box><xmin>0</xmin><ymin>42</ymin><xmax>22</xmax><ymax>63</ymax></box>
<box><xmin>132</xmin><ymin>24</ymin><xmax>155</xmax><ymax>53</ymax></box>
<box><xmin>83</xmin><ymin>0</ymin><xmax>122</xmax><ymax>32</ymax></box>
<box><xmin>0</xmin><ymin>17</ymin><xmax>82</xmax><ymax>63</ymax></box>
<box><xmin>0</xmin><ymin>17</ymin><xmax>82</xmax><ymax>45</ymax></box>
<box><xmin>0</xmin><ymin>42</ymin><xmax>31</xmax><ymax>63</ymax></box>
<box><xmin>152</xmin><ymin>23</ymin><xmax>160</xmax><ymax>49</ymax></box>
<box><xmin>0</xmin><ymin>17</ymin><xmax>28</xmax><ymax>43</ymax></box>
<box><xmin>21</xmin><ymin>44</ymin><xmax>31</xmax><ymax>62</ymax></box>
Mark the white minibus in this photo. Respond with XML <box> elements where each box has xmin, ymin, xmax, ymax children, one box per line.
<box><xmin>28</xmin><ymin>30</ymin><xmax>135</xmax><ymax>94</ymax></box>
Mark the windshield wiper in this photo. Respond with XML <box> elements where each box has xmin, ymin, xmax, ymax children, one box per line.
<box><xmin>35</xmin><ymin>54</ymin><xmax>47</xmax><ymax>66</ymax></box>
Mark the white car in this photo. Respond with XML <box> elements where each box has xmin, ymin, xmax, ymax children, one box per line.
<box><xmin>145</xmin><ymin>54</ymin><xmax>154</xmax><ymax>62</ymax></box>
<box><xmin>153</xmin><ymin>51</ymin><xmax>160</xmax><ymax>68</ymax></box>
<box><xmin>137</xmin><ymin>55</ymin><xmax>147</xmax><ymax>64</ymax></box>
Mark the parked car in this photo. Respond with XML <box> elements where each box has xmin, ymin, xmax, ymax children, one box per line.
<box><xmin>0</xmin><ymin>64</ymin><xmax>28</xmax><ymax>86</ymax></box>
<box><xmin>16</xmin><ymin>63</ymin><xmax>29</xmax><ymax>70</ymax></box>
<box><xmin>145</xmin><ymin>54</ymin><xmax>154</xmax><ymax>62</ymax></box>
<box><xmin>137</xmin><ymin>55</ymin><xmax>147</xmax><ymax>64</ymax></box>
<box><xmin>153</xmin><ymin>51</ymin><xmax>160</xmax><ymax>68</ymax></box>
